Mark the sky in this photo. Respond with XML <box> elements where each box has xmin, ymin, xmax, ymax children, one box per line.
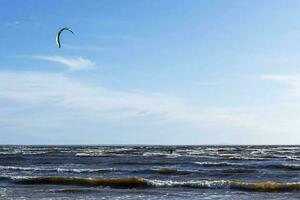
<box><xmin>1</xmin><ymin>0</ymin><xmax>300</xmax><ymax>145</ymax></box>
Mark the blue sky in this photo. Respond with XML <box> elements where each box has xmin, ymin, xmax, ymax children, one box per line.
<box><xmin>1</xmin><ymin>0</ymin><xmax>300</xmax><ymax>144</ymax></box>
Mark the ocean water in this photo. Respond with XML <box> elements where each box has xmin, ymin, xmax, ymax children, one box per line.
<box><xmin>0</xmin><ymin>146</ymin><xmax>300</xmax><ymax>199</ymax></box>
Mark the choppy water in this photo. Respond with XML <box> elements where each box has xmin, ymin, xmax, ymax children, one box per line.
<box><xmin>1</xmin><ymin>145</ymin><xmax>300</xmax><ymax>199</ymax></box>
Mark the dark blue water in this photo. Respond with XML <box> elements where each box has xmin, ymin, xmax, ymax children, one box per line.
<box><xmin>1</xmin><ymin>145</ymin><xmax>300</xmax><ymax>199</ymax></box>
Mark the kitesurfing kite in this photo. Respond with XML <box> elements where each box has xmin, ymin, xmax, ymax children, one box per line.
<box><xmin>56</xmin><ymin>27</ymin><xmax>74</xmax><ymax>48</ymax></box>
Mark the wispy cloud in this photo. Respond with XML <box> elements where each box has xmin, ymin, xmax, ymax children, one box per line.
<box><xmin>259</xmin><ymin>74</ymin><xmax>300</xmax><ymax>98</ymax></box>
<box><xmin>0</xmin><ymin>70</ymin><xmax>199</xmax><ymax>123</ymax></box>
<box><xmin>259</xmin><ymin>74</ymin><xmax>300</xmax><ymax>82</ymax></box>
<box><xmin>0</xmin><ymin>70</ymin><xmax>267</xmax><ymax>129</ymax></box>
<box><xmin>6</xmin><ymin>21</ymin><xmax>21</xmax><ymax>26</ymax></box>
<box><xmin>2</xmin><ymin>70</ymin><xmax>300</xmax><ymax>144</ymax></box>
<box><xmin>32</xmin><ymin>56</ymin><xmax>95</xmax><ymax>71</ymax></box>
<box><xmin>63</xmin><ymin>44</ymin><xmax>107</xmax><ymax>52</ymax></box>
<box><xmin>196</xmin><ymin>80</ymin><xmax>225</xmax><ymax>86</ymax></box>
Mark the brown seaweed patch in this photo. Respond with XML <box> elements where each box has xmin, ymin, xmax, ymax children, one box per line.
<box><xmin>229</xmin><ymin>180</ymin><xmax>300</xmax><ymax>192</ymax></box>
<box><xmin>17</xmin><ymin>177</ymin><xmax>149</xmax><ymax>189</ymax></box>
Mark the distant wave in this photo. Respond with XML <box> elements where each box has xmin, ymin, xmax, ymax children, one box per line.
<box><xmin>3</xmin><ymin>163</ymin><xmax>299</xmax><ymax>175</ymax></box>
<box><xmin>0</xmin><ymin>165</ymin><xmax>257</xmax><ymax>176</ymax></box>
<box><xmin>3</xmin><ymin>176</ymin><xmax>300</xmax><ymax>192</ymax></box>
<box><xmin>75</xmin><ymin>152</ymin><xmax>105</xmax><ymax>157</ymax></box>
<box><xmin>266</xmin><ymin>164</ymin><xmax>300</xmax><ymax>170</ymax></box>
<box><xmin>0</xmin><ymin>151</ymin><xmax>49</xmax><ymax>155</ymax></box>
<box><xmin>193</xmin><ymin>161</ymin><xmax>300</xmax><ymax>171</ymax></box>
<box><xmin>112</xmin><ymin>161</ymin><xmax>187</xmax><ymax>166</ymax></box>
<box><xmin>40</xmin><ymin>188</ymin><xmax>97</xmax><ymax>193</ymax></box>
<box><xmin>75</xmin><ymin>151</ymin><xmax>178</xmax><ymax>157</ymax></box>
<box><xmin>136</xmin><ymin>168</ymin><xmax>255</xmax><ymax>175</ymax></box>
<box><xmin>133</xmin><ymin>168</ymin><xmax>197</xmax><ymax>175</ymax></box>
<box><xmin>0</xmin><ymin>166</ymin><xmax>116</xmax><ymax>173</ymax></box>
<box><xmin>0</xmin><ymin>165</ymin><xmax>197</xmax><ymax>175</ymax></box>
<box><xmin>222</xmin><ymin>156</ymin><xmax>271</xmax><ymax>161</ymax></box>
<box><xmin>142</xmin><ymin>152</ymin><xmax>178</xmax><ymax>157</ymax></box>
<box><xmin>193</xmin><ymin>161</ymin><xmax>242</xmax><ymax>167</ymax></box>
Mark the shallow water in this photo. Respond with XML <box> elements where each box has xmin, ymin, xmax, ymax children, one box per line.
<box><xmin>1</xmin><ymin>145</ymin><xmax>300</xmax><ymax>199</ymax></box>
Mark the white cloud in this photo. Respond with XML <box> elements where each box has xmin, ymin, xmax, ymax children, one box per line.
<box><xmin>6</xmin><ymin>21</ymin><xmax>21</xmax><ymax>26</ymax></box>
<box><xmin>0</xmin><ymin>70</ymin><xmax>194</xmax><ymax>123</ymax></box>
<box><xmin>259</xmin><ymin>74</ymin><xmax>300</xmax><ymax>98</ymax></box>
<box><xmin>0</xmin><ymin>70</ymin><xmax>268</xmax><ymax>129</ymax></box>
<box><xmin>32</xmin><ymin>56</ymin><xmax>95</xmax><ymax>71</ymax></box>
<box><xmin>1</xmin><ymin>71</ymin><xmax>300</xmax><ymax>144</ymax></box>
<box><xmin>63</xmin><ymin>44</ymin><xmax>107</xmax><ymax>51</ymax></box>
<box><xmin>196</xmin><ymin>80</ymin><xmax>225</xmax><ymax>86</ymax></box>
<box><xmin>259</xmin><ymin>74</ymin><xmax>300</xmax><ymax>82</ymax></box>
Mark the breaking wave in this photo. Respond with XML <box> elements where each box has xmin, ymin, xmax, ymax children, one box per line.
<box><xmin>3</xmin><ymin>176</ymin><xmax>300</xmax><ymax>192</ymax></box>
<box><xmin>193</xmin><ymin>162</ymin><xmax>242</xmax><ymax>167</ymax></box>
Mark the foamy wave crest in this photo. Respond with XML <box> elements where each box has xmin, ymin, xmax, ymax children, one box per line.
<box><xmin>0</xmin><ymin>166</ymin><xmax>44</xmax><ymax>171</ymax></box>
<box><xmin>193</xmin><ymin>162</ymin><xmax>300</xmax><ymax>171</ymax></box>
<box><xmin>193</xmin><ymin>162</ymin><xmax>242</xmax><ymax>167</ymax></box>
<box><xmin>142</xmin><ymin>152</ymin><xmax>170</xmax><ymax>157</ymax></box>
<box><xmin>135</xmin><ymin>168</ymin><xmax>197</xmax><ymax>175</ymax></box>
<box><xmin>149</xmin><ymin>179</ymin><xmax>300</xmax><ymax>191</ymax></box>
<box><xmin>0</xmin><ymin>151</ymin><xmax>48</xmax><ymax>155</ymax></box>
<box><xmin>56</xmin><ymin>168</ymin><xmax>115</xmax><ymax>173</ymax></box>
<box><xmin>75</xmin><ymin>152</ymin><xmax>105</xmax><ymax>157</ymax></box>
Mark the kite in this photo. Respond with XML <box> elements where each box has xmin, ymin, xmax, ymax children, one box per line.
<box><xmin>56</xmin><ymin>27</ymin><xmax>74</xmax><ymax>48</ymax></box>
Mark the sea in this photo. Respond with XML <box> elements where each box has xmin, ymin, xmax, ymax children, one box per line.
<box><xmin>0</xmin><ymin>145</ymin><xmax>300</xmax><ymax>199</ymax></box>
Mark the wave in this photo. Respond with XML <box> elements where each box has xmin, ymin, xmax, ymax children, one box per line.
<box><xmin>42</xmin><ymin>188</ymin><xmax>97</xmax><ymax>193</ymax></box>
<box><xmin>0</xmin><ymin>165</ymin><xmax>195</xmax><ymax>175</ymax></box>
<box><xmin>0</xmin><ymin>151</ymin><xmax>49</xmax><ymax>155</ymax></box>
<box><xmin>75</xmin><ymin>148</ymin><xmax>138</xmax><ymax>157</ymax></box>
<box><xmin>0</xmin><ymin>166</ymin><xmax>43</xmax><ymax>171</ymax></box>
<box><xmin>266</xmin><ymin>164</ymin><xmax>300</xmax><ymax>170</ymax></box>
<box><xmin>0</xmin><ymin>166</ymin><xmax>115</xmax><ymax>173</ymax></box>
<box><xmin>133</xmin><ymin>168</ymin><xmax>197</xmax><ymax>175</ymax></box>
<box><xmin>142</xmin><ymin>152</ymin><xmax>178</xmax><ymax>157</ymax></box>
<box><xmin>193</xmin><ymin>161</ymin><xmax>300</xmax><ymax>171</ymax></box>
<box><xmin>4</xmin><ymin>162</ymin><xmax>299</xmax><ymax>175</ymax></box>
<box><xmin>224</xmin><ymin>156</ymin><xmax>271</xmax><ymax>161</ymax></box>
<box><xmin>4</xmin><ymin>176</ymin><xmax>300</xmax><ymax>192</ymax></box>
<box><xmin>151</xmin><ymin>168</ymin><xmax>194</xmax><ymax>175</ymax></box>
<box><xmin>112</xmin><ymin>161</ymin><xmax>186</xmax><ymax>166</ymax></box>
<box><xmin>75</xmin><ymin>152</ymin><xmax>105</xmax><ymax>157</ymax></box>
<box><xmin>220</xmin><ymin>168</ymin><xmax>256</xmax><ymax>174</ymax></box>
<box><xmin>147</xmin><ymin>179</ymin><xmax>300</xmax><ymax>192</ymax></box>
<box><xmin>140</xmin><ymin>168</ymin><xmax>255</xmax><ymax>175</ymax></box>
<box><xmin>0</xmin><ymin>165</ymin><xmax>196</xmax><ymax>175</ymax></box>
<box><xmin>193</xmin><ymin>162</ymin><xmax>242</xmax><ymax>167</ymax></box>
<box><xmin>12</xmin><ymin>176</ymin><xmax>149</xmax><ymax>189</ymax></box>
<box><xmin>286</xmin><ymin>156</ymin><xmax>300</xmax><ymax>161</ymax></box>
<box><xmin>57</xmin><ymin>168</ymin><xmax>115</xmax><ymax>173</ymax></box>
<box><xmin>0</xmin><ymin>165</ymin><xmax>256</xmax><ymax>176</ymax></box>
